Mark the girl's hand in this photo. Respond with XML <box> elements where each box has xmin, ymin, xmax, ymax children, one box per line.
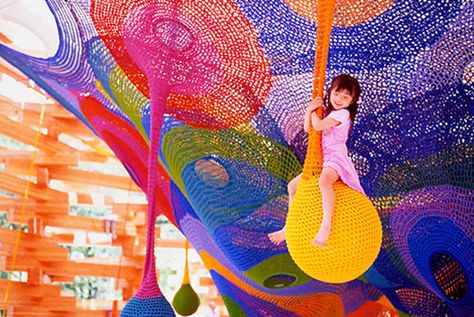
<box><xmin>308</xmin><ymin>97</ymin><xmax>323</xmax><ymax>110</ymax></box>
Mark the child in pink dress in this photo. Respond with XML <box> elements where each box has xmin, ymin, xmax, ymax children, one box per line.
<box><xmin>268</xmin><ymin>74</ymin><xmax>363</xmax><ymax>247</ymax></box>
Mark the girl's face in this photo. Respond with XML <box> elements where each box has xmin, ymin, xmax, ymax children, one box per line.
<box><xmin>329</xmin><ymin>88</ymin><xmax>353</xmax><ymax>110</ymax></box>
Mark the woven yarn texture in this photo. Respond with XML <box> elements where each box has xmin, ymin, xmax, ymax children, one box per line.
<box><xmin>0</xmin><ymin>0</ymin><xmax>472</xmax><ymax>316</ymax></box>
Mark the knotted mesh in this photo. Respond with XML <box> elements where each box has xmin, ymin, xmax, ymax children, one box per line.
<box><xmin>0</xmin><ymin>0</ymin><xmax>472</xmax><ymax>315</ymax></box>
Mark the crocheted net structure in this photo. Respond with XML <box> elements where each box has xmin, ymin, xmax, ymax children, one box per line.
<box><xmin>0</xmin><ymin>0</ymin><xmax>472</xmax><ymax>316</ymax></box>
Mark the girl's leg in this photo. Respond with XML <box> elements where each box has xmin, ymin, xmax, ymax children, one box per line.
<box><xmin>268</xmin><ymin>173</ymin><xmax>302</xmax><ymax>245</ymax></box>
<box><xmin>312</xmin><ymin>167</ymin><xmax>339</xmax><ymax>247</ymax></box>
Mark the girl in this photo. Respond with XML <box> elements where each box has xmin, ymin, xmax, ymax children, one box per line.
<box><xmin>268</xmin><ymin>74</ymin><xmax>364</xmax><ymax>247</ymax></box>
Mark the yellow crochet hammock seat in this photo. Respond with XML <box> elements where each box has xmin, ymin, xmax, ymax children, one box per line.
<box><xmin>285</xmin><ymin>0</ymin><xmax>382</xmax><ymax>284</ymax></box>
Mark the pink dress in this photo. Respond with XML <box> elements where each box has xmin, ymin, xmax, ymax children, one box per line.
<box><xmin>322</xmin><ymin>109</ymin><xmax>364</xmax><ymax>194</ymax></box>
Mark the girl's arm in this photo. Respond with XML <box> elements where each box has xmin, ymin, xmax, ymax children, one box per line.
<box><xmin>310</xmin><ymin>112</ymin><xmax>340</xmax><ymax>131</ymax></box>
<box><xmin>305</xmin><ymin>96</ymin><xmax>342</xmax><ymax>131</ymax></box>
<box><xmin>304</xmin><ymin>97</ymin><xmax>322</xmax><ymax>132</ymax></box>
<box><xmin>304</xmin><ymin>107</ymin><xmax>313</xmax><ymax>132</ymax></box>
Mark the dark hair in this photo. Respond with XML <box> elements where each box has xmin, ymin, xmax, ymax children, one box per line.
<box><xmin>324</xmin><ymin>74</ymin><xmax>361</xmax><ymax>122</ymax></box>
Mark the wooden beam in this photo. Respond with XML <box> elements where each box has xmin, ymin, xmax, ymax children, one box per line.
<box><xmin>200</xmin><ymin>276</ymin><xmax>215</xmax><ymax>287</ymax></box>
<box><xmin>28</xmin><ymin>217</ymin><xmax>45</xmax><ymax>236</ymax></box>
<box><xmin>0</xmin><ymin>241</ymin><xmax>68</xmax><ymax>262</ymax></box>
<box><xmin>0</xmin><ymin>197</ymin><xmax>69</xmax><ymax>215</ymax></box>
<box><xmin>75</xmin><ymin>193</ymin><xmax>115</xmax><ymax>205</ymax></box>
<box><xmin>42</xmin><ymin>261</ymin><xmax>142</xmax><ymax>280</ymax></box>
<box><xmin>48</xmin><ymin>167</ymin><xmax>141</xmax><ymax>192</ymax></box>
<box><xmin>0</xmin><ymin>171</ymin><xmax>68</xmax><ymax>202</ymax></box>
<box><xmin>19</xmin><ymin>104</ymin><xmax>75</xmax><ymax>120</ymax></box>
<box><xmin>0</xmin><ymin>96</ymin><xmax>19</xmax><ymax>116</ymax></box>
<box><xmin>69</xmin><ymin>256</ymin><xmax>144</xmax><ymax>268</ymax></box>
<box><xmin>36</xmin><ymin>167</ymin><xmax>49</xmax><ymax>187</ymax></box>
<box><xmin>112</xmin><ymin>203</ymin><xmax>147</xmax><ymax>216</ymax></box>
<box><xmin>9</xmin><ymin>106</ymin><xmax>64</xmax><ymax>125</ymax></box>
<box><xmin>0</xmin><ymin>150</ymin><xmax>79</xmax><ymax>166</ymax></box>
<box><xmin>48</xmin><ymin>232</ymin><xmax>75</xmax><ymax>244</ymax></box>
<box><xmin>0</xmin><ymin>228</ymin><xmax>61</xmax><ymax>250</ymax></box>
<box><xmin>0</xmin><ymin>254</ymin><xmax>42</xmax><ymax>271</ymax></box>
<box><xmin>77</xmin><ymin>151</ymin><xmax>110</xmax><ymax>163</ymax></box>
<box><xmin>0</xmin><ymin>115</ymin><xmax>76</xmax><ymax>154</ymax></box>
<box><xmin>136</xmin><ymin>226</ymin><xmax>161</xmax><ymax>246</ymax></box>
<box><xmin>48</xmin><ymin>275</ymin><xmax>75</xmax><ymax>283</ymax></box>
<box><xmin>0</xmin><ymin>31</ymin><xmax>12</xmax><ymax>44</ymax></box>
<box><xmin>1</xmin><ymin>256</ymin><xmax>144</xmax><ymax>283</ymax></box>
<box><xmin>2</xmin><ymin>296</ymin><xmax>76</xmax><ymax>310</ymax></box>
<box><xmin>155</xmin><ymin>238</ymin><xmax>188</xmax><ymax>249</ymax></box>
<box><xmin>10</xmin><ymin>308</ymin><xmax>111</xmax><ymax>317</ymax></box>
<box><xmin>28</xmin><ymin>267</ymin><xmax>44</xmax><ymax>285</ymax></box>
<box><xmin>43</xmin><ymin>214</ymin><xmax>137</xmax><ymax>236</ymax></box>
<box><xmin>0</xmin><ymin>197</ymin><xmax>144</xmax><ymax>219</ymax></box>
<box><xmin>0</xmin><ymin>280</ymin><xmax>61</xmax><ymax>300</ymax></box>
<box><xmin>17</xmin><ymin>107</ymin><xmax>94</xmax><ymax>137</ymax></box>
<box><xmin>3</xmin><ymin>159</ymin><xmax>38</xmax><ymax>176</ymax></box>
<box><xmin>0</xmin><ymin>98</ymin><xmax>58</xmax><ymax>120</ymax></box>
<box><xmin>49</xmin><ymin>117</ymin><xmax>96</xmax><ymax>137</ymax></box>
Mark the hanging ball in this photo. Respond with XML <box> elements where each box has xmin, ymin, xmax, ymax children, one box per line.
<box><xmin>286</xmin><ymin>177</ymin><xmax>382</xmax><ymax>283</ymax></box>
<box><xmin>172</xmin><ymin>283</ymin><xmax>200</xmax><ymax>316</ymax></box>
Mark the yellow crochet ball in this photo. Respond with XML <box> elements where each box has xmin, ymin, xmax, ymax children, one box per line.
<box><xmin>286</xmin><ymin>176</ymin><xmax>382</xmax><ymax>283</ymax></box>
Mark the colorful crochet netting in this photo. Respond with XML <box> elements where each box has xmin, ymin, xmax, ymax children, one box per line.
<box><xmin>0</xmin><ymin>0</ymin><xmax>472</xmax><ymax>316</ymax></box>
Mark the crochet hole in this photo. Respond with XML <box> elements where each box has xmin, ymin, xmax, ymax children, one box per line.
<box><xmin>263</xmin><ymin>274</ymin><xmax>297</xmax><ymax>289</ymax></box>
<box><xmin>430</xmin><ymin>252</ymin><xmax>467</xmax><ymax>301</ymax></box>
<box><xmin>154</xmin><ymin>19</ymin><xmax>194</xmax><ymax>53</ymax></box>
<box><xmin>194</xmin><ymin>158</ymin><xmax>229</xmax><ymax>188</ymax></box>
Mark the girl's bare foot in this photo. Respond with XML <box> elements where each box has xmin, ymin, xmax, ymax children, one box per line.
<box><xmin>312</xmin><ymin>224</ymin><xmax>331</xmax><ymax>247</ymax></box>
<box><xmin>268</xmin><ymin>228</ymin><xmax>286</xmax><ymax>245</ymax></box>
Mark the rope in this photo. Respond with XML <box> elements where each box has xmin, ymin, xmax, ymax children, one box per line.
<box><xmin>2</xmin><ymin>104</ymin><xmax>46</xmax><ymax>317</ymax></box>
